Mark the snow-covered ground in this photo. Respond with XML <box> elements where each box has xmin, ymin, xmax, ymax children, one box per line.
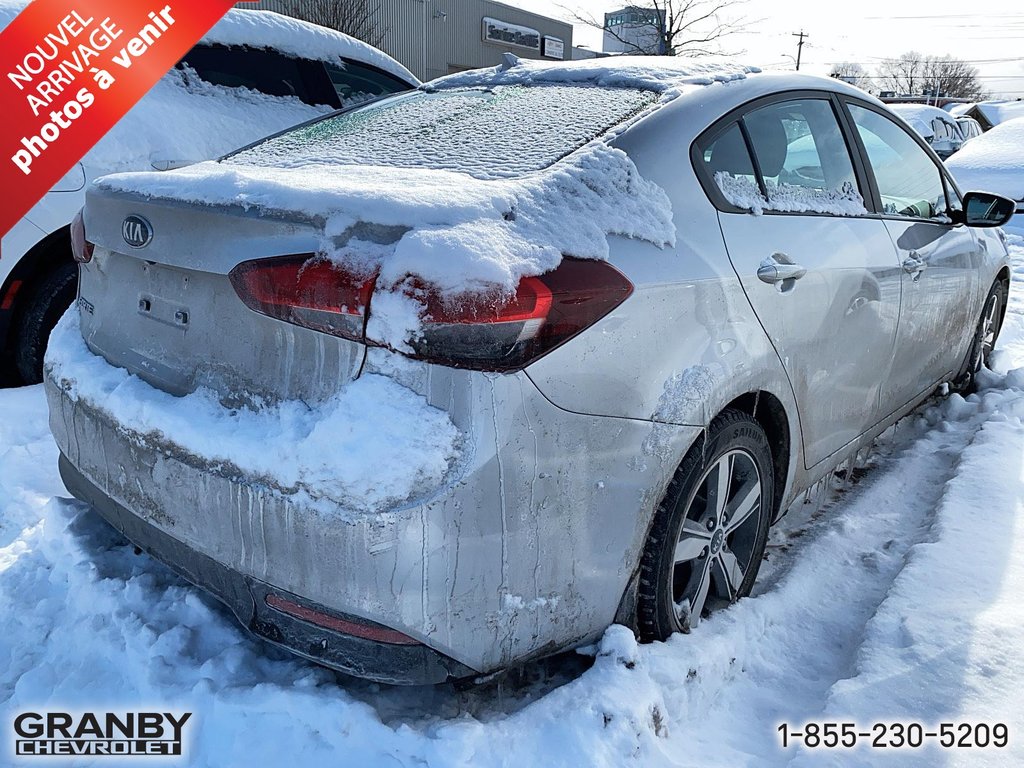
<box><xmin>3</xmin><ymin>230</ymin><xmax>1024</xmax><ymax>765</ymax></box>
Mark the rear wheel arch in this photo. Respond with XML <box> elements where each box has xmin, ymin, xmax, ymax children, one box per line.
<box><xmin>721</xmin><ymin>390</ymin><xmax>792</xmax><ymax>523</ymax></box>
<box><xmin>1</xmin><ymin>225</ymin><xmax>75</xmax><ymax>382</ymax></box>
<box><xmin>2</xmin><ymin>225</ymin><xmax>73</xmax><ymax>321</ymax></box>
<box><xmin>613</xmin><ymin>389</ymin><xmax>793</xmax><ymax>631</ymax></box>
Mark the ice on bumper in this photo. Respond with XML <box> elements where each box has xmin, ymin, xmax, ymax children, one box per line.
<box><xmin>45</xmin><ymin>310</ymin><xmax>461</xmax><ymax>516</ymax></box>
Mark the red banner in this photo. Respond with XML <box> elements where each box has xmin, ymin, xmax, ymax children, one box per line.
<box><xmin>0</xmin><ymin>0</ymin><xmax>255</xmax><ymax>237</ymax></box>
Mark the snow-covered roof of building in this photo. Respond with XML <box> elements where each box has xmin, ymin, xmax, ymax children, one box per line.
<box><xmin>430</xmin><ymin>54</ymin><xmax>760</xmax><ymax>94</ymax></box>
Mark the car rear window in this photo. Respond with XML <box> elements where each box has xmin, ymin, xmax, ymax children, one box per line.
<box><xmin>224</xmin><ymin>85</ymin><xmax>658</xmax><ymax>179</ymax></box>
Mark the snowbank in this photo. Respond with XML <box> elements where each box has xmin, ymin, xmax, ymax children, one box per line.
<box><xmin>45</xmin><ymin>310</ymin><xmax>461</xmax><ymax>516</ymax></box>
<box><xmin>947</xmin><ymin>118</ymin><xmax>1024</xmax><ymax>203</ymax></box>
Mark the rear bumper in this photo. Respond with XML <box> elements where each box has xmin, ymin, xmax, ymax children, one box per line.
<box><xmin>45</xmin><ymin>338</ymin><xmax>700</xmax><ymax>678</ymax></box>
<box><xmin>60</xmin><ymin>453</ymin><xmax>473</xmax><ymax>685</ymax></box>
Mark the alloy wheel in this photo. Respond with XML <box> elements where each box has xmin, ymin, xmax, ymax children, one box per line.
<box><xmin>671</xmin><ymin>449</ymin><xmax>764</xmax><ymax>632</ymax></box>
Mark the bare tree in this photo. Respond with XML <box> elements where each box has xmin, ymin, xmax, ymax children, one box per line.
<box><xmin>921</xmin><ymin>55</ymin><xmax>988</xmax><ymax>100</ymax></box>
<box><xmin>875</xmin><ymin>52</ymin><xmax>987</xmax><ymax>100</ymax></box>
<box><xmin>829</xmin><ymin>62</ymin><xmax>869</xmax><ymax>91</ymax></box>
<box><xmin>259</xmin><ymin>0</ymin><xmax>387</xmax><ymax>47</ymax></box>
<box><xmin>565</xmin><ymin>1</ymin><xmax>746</xmax><ymax>57</ymax></box>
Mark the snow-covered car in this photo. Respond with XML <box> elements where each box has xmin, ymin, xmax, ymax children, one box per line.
<box><xmin>955</xmin><ymin>115</ymin><xmax>984</xmax><ymax>143</ymax></box>
<box><xmin>887</xmin><ymin>103</ymin><xmax>964</xmax><ymax>158</ymax></box>
<box><xmin>46</xmin><ymin>59</ymin><xmax>1016</xmax><ymax>684</ymax></box>
<box><xmin>0</xmin><ymin>4</ymin><xmax>416</xmax><ymax>385</ymax></box>
<box><xmin>947</xmin><ymin>117</ymin><xmax>1024</xmax><ymax>217</ymax></box>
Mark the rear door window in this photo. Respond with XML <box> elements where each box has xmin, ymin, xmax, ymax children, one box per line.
<box><xmin>701</xmin><ymin>98</ymin><xmax>865</xmax><ymax>215</ymax></box>
<box><xmin>179</xmin><ymin>44</ymin><xmax>339</xmax><ymax>108</ymax></box>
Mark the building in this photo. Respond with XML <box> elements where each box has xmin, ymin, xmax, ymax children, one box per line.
<box><xmin>241</xmin><ymin>0</ymin><xmax>572</xmax><ymax>81</ymax></box>
<box><xmin>602</xmin><ymin>6</ymin><xmax>664</xmax><ymax>55</ymax></box>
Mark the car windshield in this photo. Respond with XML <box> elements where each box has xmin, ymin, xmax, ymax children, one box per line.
<box><xmin>225</xmin><ymin>84</ymin><xmax>658</xmax><ymax>180</ymax></box>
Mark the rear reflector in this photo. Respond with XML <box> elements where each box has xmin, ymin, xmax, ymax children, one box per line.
<box><xmin>70</xmin><ymin>209</ymin><xmax>94</xmax><ymax>264</ymax></box>
<box><xmin>1</xmin><ymin>279</ymin><xmax>22</xmax><ymax>311</ymax></box>
<box><xmin>265</xmin><ymin>593</ymin><xmax>420</xmax><ymax>645</ymax></box>
<box><xmin>229</xmin><ymin>255</ymin><xmax>374</xmax><ymax>342</ymax></box>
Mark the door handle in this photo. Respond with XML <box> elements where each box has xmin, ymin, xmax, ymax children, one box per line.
<box><xmin>757</xmin><ymin>254</ymin><xmax>807</xmax><ymax>285</ymax></box>
<box><xmin>902</xmin><ymin>252</ymin><xmax>927</xmax><ymax>281</ymax></box>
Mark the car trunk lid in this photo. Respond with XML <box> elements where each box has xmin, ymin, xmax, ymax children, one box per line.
<box><xmin>78</xmin><ymin>186</ymin><xmax>370</xmax><ymax>404</ymax></box>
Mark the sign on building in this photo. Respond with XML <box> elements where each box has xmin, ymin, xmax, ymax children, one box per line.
<box><xmin>482</xmin><ymin>17</ymin><xmax>541</xmax><ymax>51</ymax></box>
<box><xmin>542</xmin><ymin>36</ymin><xmax>564</xmax><ymax>60</ymax></box>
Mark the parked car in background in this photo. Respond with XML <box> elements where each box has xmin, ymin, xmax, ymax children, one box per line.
<box><xmin>948</xmin><ymin>100</ymin><xmax>1024</xmax><ymax>132</ymax></box>
<box><xmin>47</xmin><ymin>60</ymin><xmax>1015</xmax><ymax>684</ymax></box>
<box><xmin>887</xmin><ymin>103</ymin><xmax>964</xmax><ymax>158</ymax></box>
<box><xmin>955</xmin><ymin>116</ymin><xmax>984</xmax><ymax>143</ymax></box>
<box><xmin>947</xmin><ymin>117</ymin><xmax>1024</xmax><ymax>218</ymax></box>
<box><xmin>0</xmin><ymin>5</ymin><xmax>416</xmax><ymax>385</ymax></box>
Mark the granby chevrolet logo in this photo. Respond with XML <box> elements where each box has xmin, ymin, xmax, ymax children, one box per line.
<box><xmin>12</xmin><ymin>711</ymin><xmax>192</xmax><ymax>757</ymax></box>
<box><xmin>122</xmin><ymin>214</ymin><xmax>153</xmax><ymax>248</ymax></box>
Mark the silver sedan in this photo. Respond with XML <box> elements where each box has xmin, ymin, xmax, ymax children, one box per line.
<box><xmin>46</xmin><ymin>64</ymin><xmax>1015</xmax><ymax>684</ymax></box>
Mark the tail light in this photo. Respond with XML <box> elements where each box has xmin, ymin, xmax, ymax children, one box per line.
<box><xmin>229</xmin><ymin>255</ymin><xmax>633</xmax><ymax>371</ymax></box>
<box><xmin>70</xmin><ymin>209</ymin><xmax>93</xmax><ymax>263</ymax></box>
<box><xmin>229</xmin><ymin>255</ymin><xmax>374</xmax><ymax>342</ymax></box>
<box><xmin>401</xmin><ymin>258</ymin><xmax>633</xmax><ymax>371</ymax></box>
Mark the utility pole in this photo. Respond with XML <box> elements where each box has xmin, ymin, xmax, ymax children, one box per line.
<box><xmin>792</xmin><ymin>30</ymin><xmax>808</xmax><ymax>71</ymax></box>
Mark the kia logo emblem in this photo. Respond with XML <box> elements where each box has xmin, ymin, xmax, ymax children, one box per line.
<box><xmin>122</xmin><ymin>215</ymin><xmax>153</xmax><ymax>248</ymax></box>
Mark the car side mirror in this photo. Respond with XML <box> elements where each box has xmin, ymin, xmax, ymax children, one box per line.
<box><xmin>961</xmin><ymin>191</ymin><xmax>1017</xmax><ymax>228</ymax></box>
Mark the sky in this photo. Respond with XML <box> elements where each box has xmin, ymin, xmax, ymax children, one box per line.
<box><xmin>515</xmin><ymin>0</ymin><xmax>1024</xmax><ymax>99</ymax></box>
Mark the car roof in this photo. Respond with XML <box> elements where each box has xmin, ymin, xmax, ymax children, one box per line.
<box><xmin>0</xmin><ymin>2</ymin><xmax>417</xmax><ymax>86</ymax></box>
<box><xmin>201</xmin><ymin>10</ymin><xmax>417</xmax><ymax>85</ymax></box>
<box><xmin>431</xmin><ymin>59</ymin><xmax>882</xmax><ymax>133</ymax></box>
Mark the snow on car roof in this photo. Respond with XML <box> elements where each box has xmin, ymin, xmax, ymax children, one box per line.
<box><xmin>947</xmin><ymin>117</ymin><xmax>1024</xmax><ymax>201</ymax></box>
<box><xmin>0</xmin><ymin>2</ymin><xmax>416</xmax><ymax>86</ymax></box>
<box><xmin>973</xmin><ymin>101</ymin><xmax>1024</xmax><ymax>127</ymax></box>
<box><xmin>888</xmin><ymin>104</ymin><xmax>958</xmax><ymax>124</ymax></box>
<box><xmin>201</xmin><ymin>10</ymin><xmax>416</xmax><ymax>85</ymax></box>
<box><xmin>430</xmin><ymin>54</ymin><xmax>760</xmax><ymax>95</ymax></box>
<box><xmin>887</xmin><ymin>104</ymin><xmax>958</xmax><ymax>139</ymax></box>
<box><xmin>0</xmin><ymin>0</ymin><xmax>22</xmax><ymax>28</ymax></box>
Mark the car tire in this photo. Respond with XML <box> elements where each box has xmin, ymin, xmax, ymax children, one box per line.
<box><xmin>952</xmin><ymin>278</ymin><xmax>1008</xmax><ymax>395</ymax></box>
<box><xmin>13</xmin><ymin>261</ymin><xmax>77</xmax><ymax>385</ymax></box>
<box><xmin>637</xmin><ymin>409</ymin><xmax>774</xmax><ymax>640</ymax></box>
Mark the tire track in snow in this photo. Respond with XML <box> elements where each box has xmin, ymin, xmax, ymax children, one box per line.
<box><xmin>636</xmin><ymin>394</ymin><xmax>987</xmax><ymax>766</ymax></box>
